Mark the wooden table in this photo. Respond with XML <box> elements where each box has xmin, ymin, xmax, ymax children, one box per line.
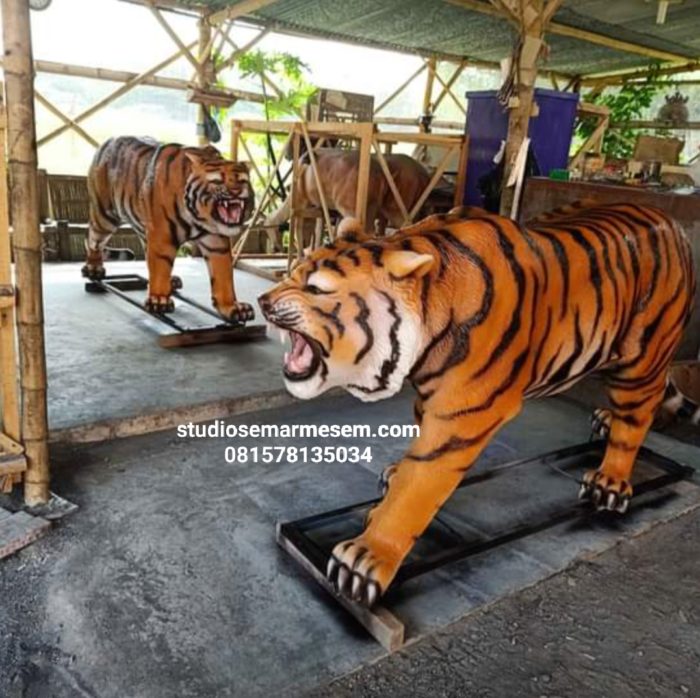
<box><xmin>520</xmin><ymin>177</ymin><xmax>700</xmax><ymax>359</ymax></box>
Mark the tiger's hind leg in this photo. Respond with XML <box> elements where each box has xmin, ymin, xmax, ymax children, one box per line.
<box><xmin>580</xmin><ymin>370</ymin><xmax>670</xmax><ymax>513</ymax></box>
<box><xmin>82</xmin><ymin>224</ymin><xmax>116</xmax><ymax>280</ymax></box>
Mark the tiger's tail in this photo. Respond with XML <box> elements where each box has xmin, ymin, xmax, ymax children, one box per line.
<box><xmin>661</xmin><ymin>380</ymin><xmax>700</xmax><ymax>426</ymax></box>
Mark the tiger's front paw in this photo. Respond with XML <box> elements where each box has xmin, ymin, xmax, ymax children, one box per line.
<box><xmin>81</xmin><ymin>263</ymin><xmax>105</xmax><ymax>281</ymax></box>
<box><xmin>326</xmin><ymin>536</ymin><xmax>401</xmax><ymax>607</ymax></box>
<box><xmin>579</xmin><ymin>470</ymin><xmax>632</xmax><ymax>514</ymax></box>
<box><xmin>145</xmin><ymin>295</ymin><xmax>175</xmax><ymax>314</ymax></box>
<box><xmin>218</xmin><ymin>302</ymin><xmax>255</xmax><ymax>324</ymax></box>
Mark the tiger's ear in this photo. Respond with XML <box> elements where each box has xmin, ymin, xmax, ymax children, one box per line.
<box><xmin>184</xmin><ymin>146</ymin><xmax>221</xmax><ymax>166</ymax></box>
<box><xmin>384</xmin><ymin>250</ymin><xmax>434</xmax><ymax>280</ymax></box>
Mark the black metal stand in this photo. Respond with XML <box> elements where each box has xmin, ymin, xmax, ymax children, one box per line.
<box><xmin>85</xmin><ymin>274</ymin><xmax>266</xmax><ymax>348</ymax></box>
<box><xmin>277</xmin><ymin>440</ymin><xmax>695</xmax><ymax>651</ymax></box>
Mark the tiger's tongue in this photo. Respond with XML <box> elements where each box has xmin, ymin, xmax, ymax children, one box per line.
<box><xmin>218</xmin><ymin>202</ymin><xmax>242</xmax><ymax>224</ymax></box>
<box><xmin>284</xmin><ymin>333</ymin><xmax>314</xmax><ymax>374</ymax></box>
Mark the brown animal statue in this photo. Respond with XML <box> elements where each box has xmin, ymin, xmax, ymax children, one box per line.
<box><xmin>264</xmin><ymin>148</ymin><xmax>431</xmax><ymax>233</ymax></box>
<box><xmin>259</xmin><ymin>203</ymin><xmax>696</xmax><ymax>606</ymax></box>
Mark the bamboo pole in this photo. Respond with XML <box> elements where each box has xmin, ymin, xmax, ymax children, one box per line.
<box><xmin>431</xmin><ymin>66</ymin><xmax>466</xmax><ymax>114</ymax></box>
<box><xmin>2</xmin><ymin>0</ymin><xmax>50</xmax><ymax>505</ymax></box>
<box><xmin>372</xmin><ymin>139</ymin><xmax>410</xmax><ymax>225</ymax></box>
<box><xmin>197</xmin><ymin>16</ymin><xmax>213</xmax><ymax>145</ymax></box>
<box><xmin>0</xmin><ymin>89</ymin><xmax>20</xmax><ymax>489</ymax></box>
<box><xmin>432</xmin><ymin>60</ymin><xmax>467</xmax><ymax>113</ymax></box>
<box><xmin>500</xmin><ymin>0</ymin><xmax>545</xmax><ymax>216</ymax></box>
<box><xmin>354</xmin><ymin>123</ymin><xmax>374</xmax><ymax>228</ymax></box>
<box><xmin>289</xmin><ymin>129</ymin><xmax>302</xmax><ymax>269</ymax></box>
<box><xmin>37</xmin><ymin>41</ymin><xmax>199</xmax><ymax>147</ymax></box>
<box><xmin>447</xmin><ymin>0</ymin><xmax>691</xmax><ymax>63</ymax></box>
<box><xmin>409</xmin><ymin>145</ymin><xmax>456</xmax><ymax>220</ymax></box>
<box><xmin>421</xmin><ymin>57</ymin><xmax>437</xmax><ymax>127</ymax></box>
<box><xmin>34</xmin><ymin>90</ymin><xmax>99</xmax><ymax>148</ymax></box>
<box><xmin>145</xmin><ymin>1</ymin><xmax>203</xmax><ymax>75</ymax></box>
<box><xmin>375</xmin><ymin>63</ymin><xmax>427</xmax><ymax>115</ymax></box>
<box><xmin>300</xmin><ymin>122</ymin><xmax>334</xmax><ymax>241</ymax></box>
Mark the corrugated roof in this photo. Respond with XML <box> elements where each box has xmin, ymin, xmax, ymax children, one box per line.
<box><xmin>170</xmin><ymin>0</ymin><xmax>700</xmax><ymax>76</ymax></box>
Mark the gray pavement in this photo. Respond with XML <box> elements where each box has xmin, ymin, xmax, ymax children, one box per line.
<box><xmin>43</xmin><ymin>261</ymin><xmax>279</xmax><ymax>433</ymax></box>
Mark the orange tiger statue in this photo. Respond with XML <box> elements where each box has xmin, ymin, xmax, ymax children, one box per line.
<box><xmin>259</xmin><ymin>203</ymin><xmax>696</xmax><ymax>606</ymax></box>
<box><xmin>84</xmin><ymin>136</ymin><xmax>255</xmax><ymax>322</ymax></box>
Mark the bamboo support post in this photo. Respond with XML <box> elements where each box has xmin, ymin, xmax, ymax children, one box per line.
<box><xmin>231</xmin><ymin>129</ymin><xmax>294</xmax><ymax>269</ymax></box>
<box><xmin>2</xmin><ymin>0</ymin><xmax>50</xmax><ymax>505</ymax></box>
<box><xmin>409</xmin><ymin>145</ymin><xmax>456</xmax><ymax>219</ymax></box>
<box><xmin>0</xmin><ymin>89</ymin><xmax>20</xmax><ymax>488</ymax></box>
<box><xmin>289</xmin><ymin>129</ymin><xmax>302</xmax><ymax>270</ymax></box>
<box><xmin>499</xmin><ymin>0</ymin><xmax>545</xmax><ymax>216</ymax></box>
<box><xmin>354</xmin><ymin>123</ymin><xmax>374</xmax><ymax>228</ymax></box>
<box><xmin>372</xmin><ymin>139</ymin><xmax>410</xmax><ymax>225</ymax></box>
<box><xmin>196</xmin><ymin>15</ymin><xmax>213</xmax><ymax>145</ymax></box>
<box><xmin>300</xmin><ymin>122</ymin><xmax>334</xmax><ymax>241</ymax></box>
<box><xmin>421</xmin><ymin>57</ymin><xmax>437</xmax><ymax>132</ymax></box>
<box><xmin>453</xmin><ymin>136</ymin><xmax>470</xmax><ymax>207</ymax></box>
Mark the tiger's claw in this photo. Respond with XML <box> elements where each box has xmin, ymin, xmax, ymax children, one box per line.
<box><xmin>145</xmin><ymin>295</ymin><xmax>175</xmax><ymax>314</ymax></box>
<box><xmin>326</xmin><ymin>537</ymin><xmax>396</xmax><ymax>608</ymax></box>
<box><xmin>81</xmin><ymin>264</ymin><xmax>106</xmax><ymax>281</ymax></box>
<box><xmin>220</xmin><ymin>302</ymin><xmax>255</xmax><ymax>324</ymax></box>
<box><xmin>579</xmin><ymin>470</ymin><xmax>632</xmax><ymax>514</ymax></box>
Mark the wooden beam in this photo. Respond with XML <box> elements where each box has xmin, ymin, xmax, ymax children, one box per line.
<box><xmin>34</xmin><ymin>91</ymin><xmax>99</xmax><ymax>148</ymax></box>
<box><xmin>375</xmin><ymin>63</ymin><xmax>427</xmax><ymax>115</ymax></box>
<box><xmin>610</xmin><ymin>120</ymin><xmax>700</xmax><ymax>130</ymax></box>
<box><xmin>431</xmin><ymin>64</ymin><xmax>466</xmax><ymax>114</ymax></box>
<box><xmin>432</xmin><ymin>60</ymin><xmax>467</xmax><ymax>113</ymax></box>
<box><xmin>582</xmin><ymin>61</ymin><xmax>700</xmax><ymax>86</ymax></box>
<box><xmin>145</xmin><ymin>0</ymin><xmax>203</xmax><ymax>75</ymax></box>
<box><xmin>1</xmin><ymin>0</ymin><xmax>50</xmax><ymax>505</ymax></box>
<box><xmin>17</xmin><ymin>57</ymin><xmax>265</xmax><ymax>103</ymax></box>
<box><xmin>37</xmin><ymin>42</ymin><xmax>199</xmax><ymax>147</ymax></box>
<box><xmin>445</xmin><ymin>0</ymin><xmax>694</xmax><ymax>63</ymax></box>
<box><xmin>207</xmin><ymin>0</ymin><xmax>279</xmax><ymax>26</ymax></box>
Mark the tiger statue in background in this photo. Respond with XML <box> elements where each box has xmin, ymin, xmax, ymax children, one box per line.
<box><xmin>84</xmin><ymin>136</ymin><xmax>255</xmax><ymax>322</ymax></box>
<box><xmin>259</xmin><ymin>204</ymin><xmax>696</xmax><ymax>606</ymax></box>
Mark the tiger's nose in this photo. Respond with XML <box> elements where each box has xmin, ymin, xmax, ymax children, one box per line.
<box><xmin>258</xmin><ymin>292</ymin><xmax>273</xmax><ymax>317</ymax></box>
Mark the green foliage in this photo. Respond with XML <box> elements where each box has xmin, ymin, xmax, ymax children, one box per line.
<box><xmin>576</xmin><ymin>68</ymin><xmax>667</xmax><ymax>160</ymax></box>
<box><xmin>214</xmin><ymin>49</ymin><xmax>317</xmax><ymax>122</ymax></box>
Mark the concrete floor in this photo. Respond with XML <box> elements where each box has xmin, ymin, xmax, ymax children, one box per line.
<box><xmin>43</xmin><ymin>261</ymin><xmax>280</xmax><ymax>436</ymax></box>
<box><xmin>1</xmin><ymin>392</ymin><xmax>699</xmax><ymax>697</ymax></box>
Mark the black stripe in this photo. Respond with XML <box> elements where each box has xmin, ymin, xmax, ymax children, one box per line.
<box><xmin>350</xmin><ymin>292</ymin><xmax>374</xmax><ymax>364</ymax></box>
<box><xmin>407</xmin><ymin>419</ymin><xmax>503</xmax><ymax>463</ymax></box>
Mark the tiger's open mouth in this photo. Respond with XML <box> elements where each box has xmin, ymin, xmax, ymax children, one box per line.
<box><xmin>281</xmin><ymin>329</ymin><xmax>322</xmax><ymax>381</ymax></box>
<box><xmin>215</xmin><ymin>196</ymin><xmax>248</xmax><ymax>226</ymax></box>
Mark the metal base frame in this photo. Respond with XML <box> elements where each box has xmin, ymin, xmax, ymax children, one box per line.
<box><xmin>277</xmin><ymin>440</ymin><xmax>696</xmax><ymax>651</ymax></box>
<box><xmin>84</xmin><ymin>273</ymin><xmax>266</xmax><ymax>348</ymax></box>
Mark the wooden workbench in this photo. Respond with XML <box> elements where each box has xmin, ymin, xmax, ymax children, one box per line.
<box><xmin>520</xmin><ymin>177</ymin><xmax>700</xmax><ymax>360</ymax></box>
